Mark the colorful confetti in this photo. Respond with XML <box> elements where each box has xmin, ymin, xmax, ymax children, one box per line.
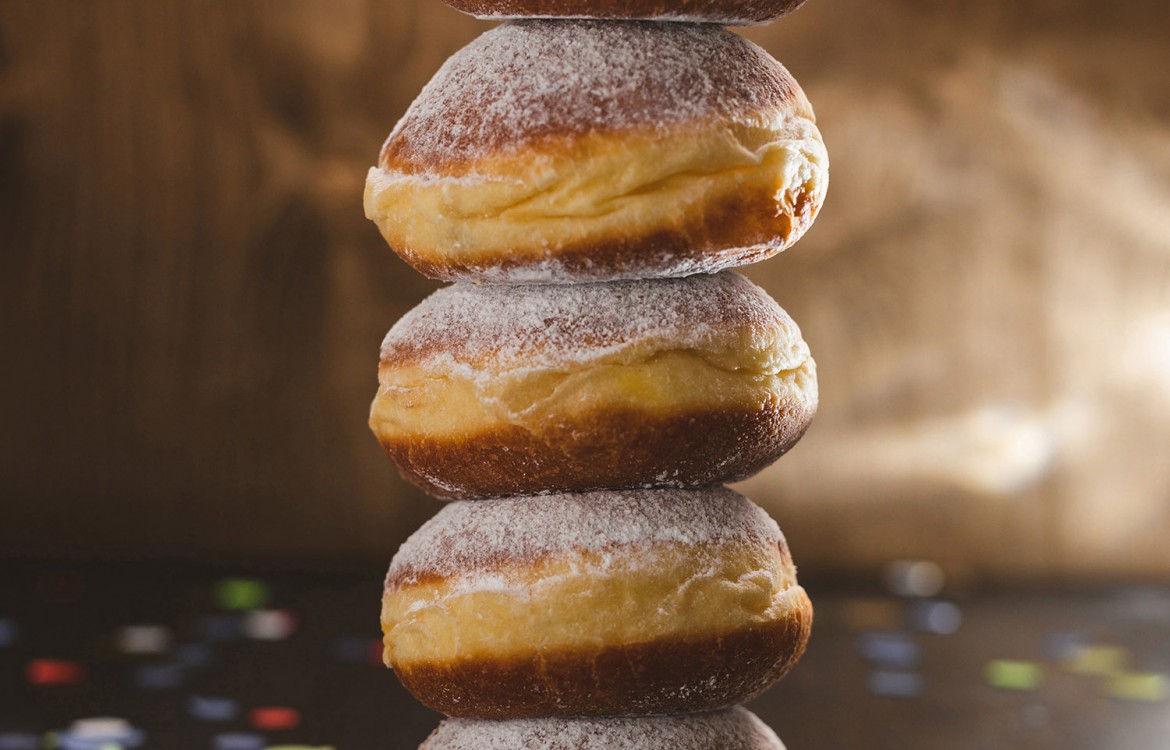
<box><xmin>212</xmin><ymin>733</ymin><xmax>267</xmax><ymax>750</ymax></box>
<box><xmin>243</xmin><ymin>610</ymin><xmax>297</xmax><ymax>641</ymax></box>
<box><xmin>189</xmin><ymin>695</ymin><xmax>241</xmax><ymax>722</ymax></box>
<box><xmin>856</xmin><ymin>631</ymin><xmax>921</xmax><ymax>669</ymax></box>
<box><xmin>905</xmin><ymin>600</ymin><xmax>962</xmax><ymax>635</ymax></box>
<box><xmin>215</xmin><ymin>580</ymin><xmax>270</xmax><ymax>612</ymax></box>
<box><xmin>26</xmin><ymin>659</ymin><xmax>84</xmax><ymax>686</ymax></box>
<box><xmin>867</xmin><ymin>670</ymin><xmax>924</xmax><ymax>699</ymax></box>
<box><xmin>0</xmin><ymin>618</ymin><xmax>18</xmax><ymax>647</ymax></box>
<box><xmin>0</xmin><ymin>733</ymin><xmax>40</xmax><ymax>750</ymax></box>
<box><xmin>986</xmin><ymin>660</ymin><xmax>1043</xmax><ymax>691</ymax></box>
<box><xmin>249</xmin><ymin>707</ymin><xmax>301</xmax><ymax>732</ymax></box>
<box><xmin>115</xmin><ymin>625</ymin><xmax>172</xmax><ymax>656</ymax></box>
<box><xmin>1064</xmin><ymin>644</ymin><xmax>1128</xmax><ymax>677</ymax></box>
<box><xmin>1104</xmin><ymin>672</ymin><xmax>1169</xmax><ymax>702</ymax></box>
<box><xmin>132</xmin><ymin>663</ymin><xmax>185</xmax><ymax>690</ymax></box>
<box><xmin>56</xmin><ymin>719</ymin><xmax>144</xmax><ymax>750</ymax></box>
<box><xmin>883</xmin><ymin>561</ymin><xmax>945</xmax><ymax>598</ymax></box>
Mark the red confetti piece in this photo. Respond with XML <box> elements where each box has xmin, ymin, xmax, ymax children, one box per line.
<box><xmin>26</xmin><ymin>659</ymin><xmax>84</xmax><ymax>685</ymax></box>
<box><xmin>249</xmin><ymin>706</ymin><xmax>301</xmax><ymax>731</ymax></box>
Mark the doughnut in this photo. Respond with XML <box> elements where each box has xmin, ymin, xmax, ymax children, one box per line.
<box><xmin>382</xmin><ymin>488</ymin><xmax>813</xmax><ymax>718</ymax></box>
<box><xmin>364</xmin><ymin>21</ymin><xmax>828</xmax><ymax>284</ymax></box>
<box><xmin>421</xmin><ymin>708</ymin><xmax>787</xmax><ymax>749</ymax></box>
<box><xmin>437</xmin><ymin>0</ymin><xmax>809</xmax><ymax>25</ymax></box>
<box><xmin>369</xmin><ymin>272</ymin><xmax>817</xmax><ymax>500</ymax></box>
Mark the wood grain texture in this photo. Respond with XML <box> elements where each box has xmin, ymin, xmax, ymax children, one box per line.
<box><xmin>2</xmin><ymin>0</ymin><xmax>1169</xmax><ymax>576</ymax></box>
<box><xmin>0</xmin><ymin>0</ymin><xmax>484</xmax><ymax>562</ymax></box>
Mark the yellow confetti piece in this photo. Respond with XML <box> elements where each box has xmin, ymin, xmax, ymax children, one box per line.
<box><xmin>1064</xmin><ymin>644</ymin><xmax>1128</xmax><ymax>677</ymax></box>
<box><xmin>1105</xmin><ymin>672</ymin><xmax>1169</xmax><ymax>702</ymax></box>
<box><xmin>986</xmin><ymin>660</ymin><xmax>1043</xmax><ymax>691</ymax></box>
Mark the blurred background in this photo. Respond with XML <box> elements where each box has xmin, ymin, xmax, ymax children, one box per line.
<box><xmin>2</xmin><ymin>1</ymin><xmax>1170</xmax><ymax>747</ymax></box>
<box><xmin>4</xmin><ymin>0</ymin><xmax>1169</xmax><ymax>579</ymax></box>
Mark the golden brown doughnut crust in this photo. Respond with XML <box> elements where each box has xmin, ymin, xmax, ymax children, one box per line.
<box><xmin>365</xmin><ymin>21</ymin><xmax>828</xmax><ymax>284</ymax></box>
<box><xmin>399</xmin><ymin>602</ymin><xmax>812</xmax><ymax>719</ymax></box>
<box><xmin>440</xmin><ymin>0</ymin><xmax>810</xmax><ymax>25</ymax></box>
<box><xmin>386</xmin><ymin>404</ymin><xmax>811</xmax><ymax>500</ymax></box>
<box><xmin>369</xmin><ymin>273</ymin><xmax>817</xmax><ymax>500</ymax></box>
<box><xmin>382</xmin><ymin>488</ymin><xmax>813</xmax><ymax>718</ymax></box>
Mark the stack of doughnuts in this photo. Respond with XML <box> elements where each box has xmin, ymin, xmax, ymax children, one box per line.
<box><xmin>365</xmin><ymin>1</ymin><xmax>828</xmax><ymax>747</ymax></box>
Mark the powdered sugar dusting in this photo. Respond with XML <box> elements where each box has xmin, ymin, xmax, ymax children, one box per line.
<box><xmin>421</xmin><ymin>707</ymin><xmax>786</xmax><ymax>749</ymax></box>
<box><xmin>387</xmin><ymin>487</ymin><xmax>783</xmax><ymax>588</ymax></box>
<box><xmin>381</xmin><ymin>20</ymin><xmax>800</xmax><ymax>172</ymax></box>
<box><xmin>380</xmin><ymin>271</ymin><xmax>804</xmax><ymax>371</ymax></box>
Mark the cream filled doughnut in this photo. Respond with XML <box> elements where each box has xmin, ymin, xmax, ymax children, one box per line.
<box><xmin>439</xmin><ymin>0</ymin><xmax>809</xmax><ymax>25</ymax></box>
<box><xmin>383</xmin><ymin>488</ymin><xmax>813</xmax><ymax>718</ymax></box>
<box><xmin>421</xmin><ymin>708</ymin><xmax>787</xmax><ymax>749</ymax></box>
<box><xmin>369</xmin><ymin>272</ymin><xmax>817</xmax><ymax>500</ymax></box>
<box><xmin>364</xmin><ymin>21</ymin><xmax>828</xmax><ymax>284</ymax></box>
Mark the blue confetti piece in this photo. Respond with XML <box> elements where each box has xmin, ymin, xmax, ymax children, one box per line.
<box><xmin>176</xmin><ymin>643</ymin><xmax>215</xmax><ymax>668</ymax></box>
<box><xmin>57</xmin><ymin>719</ymin><xmax>145</xmax><ymax>750</ymax></box>
<box><xmin>188</xmin><ymin>695</ymin><xmax>241</xmax><ymax>722</ymax></box>
<box><xmin>0</xmin><ymin>733</ymin><xmax>40</xmax><ymax>750</ymax></box>
<box><xmin>0</xmin><ymin>619</ymin><xmax>18</xmax><ymax>647</ymax></box>
<box><xmin>329</xmin><ymin>637</ymin><xmax>378</xmax><ymax>665</ymax></box>
<box><xmin>134</xmin><ymin>663</ymin><xmax>185</xmax><ymax>690</ymax></box>
<box><xmin>1041</xmin><ymin>630</ymin><xmax>1089</xmax><ymax>662</ymax></box>
<box><xmin>856</xmin><ymin>631</ymin><xmax>921</xmax><ymax>669</ymax></box>
<box><xmin>867</xmin><ymin>670</ymin><xmax>925</xmax><ymax>699</ymax></box>
<box><xmin>905</xmin><ymin>600</ymin><xmax>962</xmax><ymax>635</ymax></box>
<box><xmin>201</xmin><ymin>614</ymin><xmax>243</xmax><ymax>642</ymax></box>
<box><xmin>211</xmin><ymin>733</ymin><xmax>267</xmax><ymax>750</ymax></box>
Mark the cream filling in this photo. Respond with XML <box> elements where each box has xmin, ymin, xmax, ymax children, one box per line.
<box><xmin>370</xmin><ymin>342</ymin><xmax>817</xmax><ymax>442</ymax></box>
<box><xmin>363</xmin><ymin>116</ymin><xmax>828</xmax><ymax>274</ymax></box>
<box><xmin>381</xmin><ymin>542</ymin><xmax>804</xmax><ymax>666</ymax></box>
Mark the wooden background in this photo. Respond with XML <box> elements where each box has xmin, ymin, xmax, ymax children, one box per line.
<box><xmin>2</xmin><ymin>0</ymin><xmax>1169</xmax><ymax>578</ymax></box>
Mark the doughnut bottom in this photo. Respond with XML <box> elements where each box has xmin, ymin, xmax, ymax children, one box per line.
<box><xmin>397</xmin><ymin>605</ymin><xmax>812</xmax><ymax>718</ymax></box>
<box><xmin>440</xmin><ymin>0</ymin><xmax>809</xmax><ymax>26</ymax></box>
<box><xmin>378</xmin><ymin>403</ymin><xmax>812</xmax><ymax>499</ymax></box>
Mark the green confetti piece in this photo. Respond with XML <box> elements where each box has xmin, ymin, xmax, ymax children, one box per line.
<box><xmin>986</xmin><ymin>660</ymin><xmax>1043</xmax><ymax>691</ymax></box>
<box><xmin>1064</xmin><ymin>644</ymin><xmax>1127</xmax><ymax>676</ymax></box>
<box><xmin>1105</xmin><ymin>672</ymin><xmax>1169</xmax><ymax>702</ymax></box>
<box><xmin>215</xmin><ymin>579</ymin><xmax>270</xmax><ymax>611</ymax></box>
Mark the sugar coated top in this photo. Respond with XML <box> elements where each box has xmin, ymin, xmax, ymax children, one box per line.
<box><xmin>421</xmin><ymin>707</ymin><xmax>786</xmax><ymax>749</ymax></box>
<box><xmin>380</xmin><ymin>20</ymin><xmax>805</xmax><ymax>172</ymax></box>
<box><xmin>386</xmin><ymin>487</ymin><xmax>784</xmax><ymax>588</ymax></box>
<box><xmin>380</xmin><ymin>272</ymin><xmax>804</xmax><ymax>372</ymax></box>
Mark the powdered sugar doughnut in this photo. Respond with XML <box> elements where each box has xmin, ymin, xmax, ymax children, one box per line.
<box><xmin>439</xmin><ymin>0</ymin><xmax>810</xmax><ymax>26</ymax></box>
<box><xmin>364</xmin><ymin>21</ymin><xmax>828</xmax><ymax>284</ymax></box>
<box><xmin>421</xmin><ymin>708</ymin><xmax>787</xmax><ymax>749</ymax></box>
<box><xmin>383</xmin><ymin>488</ymin><xmax>813</xmax><ymax>718</ymax></box>
<box><xmin>369</xmin><ymin>272</ymin><xmax>817</xmax><ymax>500</ymax></box>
